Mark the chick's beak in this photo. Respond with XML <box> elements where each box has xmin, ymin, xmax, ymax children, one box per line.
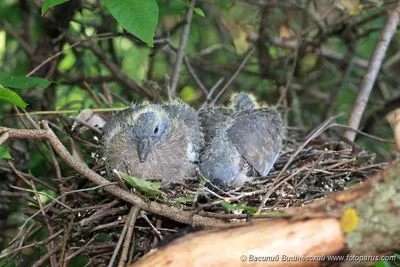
<box><xmin>137</xmin><ymin>140</ymin><xmax>151</xmax><ymax>163</ymax></box>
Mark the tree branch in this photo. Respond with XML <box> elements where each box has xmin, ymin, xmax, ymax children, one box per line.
<box><xmin>0</xmin><ymin>123</ymin><xmax>225</xmax><ymax>228</ymax></box>
<box><xmin>169</xmin><ymin>0</ymin><xmax>196</xmax><ymax>96</ymax></box>
<box><xmin>345</xmin><ymin>1</ymin><xmax>400</xmax><ymax>141</ymax></box>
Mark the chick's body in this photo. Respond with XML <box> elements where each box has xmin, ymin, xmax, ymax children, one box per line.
<box><xmin>199</xmin><ymin>93</ymin><xmax>284</xmax><ymax>188</ymax></box>
<box><xmin>101</xmin><ymin>101</ymin><xmax>203</xmax><ymax>183</ymax></box>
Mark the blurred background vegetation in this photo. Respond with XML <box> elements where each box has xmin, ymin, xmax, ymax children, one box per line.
<box><xmin>0</xmin><ymin>0</ymin><xmax>399</xmax><ymax>265</ymax></box>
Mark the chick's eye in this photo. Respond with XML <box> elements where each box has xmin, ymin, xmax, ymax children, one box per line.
<box><xmin>154</xmin><ymin>126</ymin><xmax>159</xmax><ymax>134</ymax></box>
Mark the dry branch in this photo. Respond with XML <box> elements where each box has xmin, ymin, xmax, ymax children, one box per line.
<box><xmin>0</xmin><ymin>123</ymin><xmax>225</xmax><ymax>228</ymax></box>
<box><xmin>345</xmin><ymin>1</ymin><xmax>400</xmax><ymax>141</ymax></box>
<box><xmin>133</xmin><ymin>161</ymin><xmax>400</xmax><ymax>266</ymax></box>
<box><xmin>134</xmin><ymin>219</ymin><xmax>344</xmax><ymax>267</ymax></box>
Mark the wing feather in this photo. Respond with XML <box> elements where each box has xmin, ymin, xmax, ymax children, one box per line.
<box><xmin>226</xmin><ymin>108</ymin><xmax>283</xmax><ymax>176</ymax></box>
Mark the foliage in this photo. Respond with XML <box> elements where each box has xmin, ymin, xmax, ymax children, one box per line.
<box><xmin>120</xmin><ymin>172</ymin><xmax>164</xmax><ymax>197</ymax></box>
<box><xmin>0</xmin><ymin>145</ymin><xmax>12</xmax><ymax>159</ymax></box>
<box><xmin>103</xmin><ymin>0</ymin><xmax>159</xmax><ymax>46</ymax></box>
<box><xmin>42</xmin><ymin>0</ymin><xmax>69</xmax><ymax>15</ymax></box>
<box><xmin>0</xmin><ymin>87</ymin><xmax>27</xmax><ymax>109</ymax></box>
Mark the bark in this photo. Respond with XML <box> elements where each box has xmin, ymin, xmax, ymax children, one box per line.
<box><xmin>133</xmin><ymin>161</ymin><xmax>400</xmax><ymax>266</ymax></box>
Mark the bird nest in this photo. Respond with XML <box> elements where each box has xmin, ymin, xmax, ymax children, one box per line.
<box><xmin>5</xmin><ymin>125</ymin><xmax>385</xmax><ymax>266</ymax></box>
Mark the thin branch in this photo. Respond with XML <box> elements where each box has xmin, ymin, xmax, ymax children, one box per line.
<box><xmin>170</xmin><ymin>0</ymin><xmax>196</xmax><ymax>95</ymax></box>
<box><xmin>66</xmin><ymin>34</ymin><xmax>153</xmax><ymax>98</ymax></box>
<box><xmin>329</xmin><ymin>123</ymin><xmax>395</xmax><ymax>144</ymax></box>
<box><xmin>345</xmin><ymin>1</ymin><xmax>400</xmax><ymax>141</ymax></box>
<box><xmin>211</xmin><ymin>48</ymin><xmax>255</xmax><ymax>106</ymax></box>
<box><xmin>108</xmin><ymin>208</ymin><xmax>134</xmax><ymax>267</ymax></box>
<box><xmin>117</xmin><ymin>206</ymin><xmax>140</xmax><ymax>267</ymax></box>
<box><xmin>0</xmin><ymin>107</ymin><xmax>127</xmax><ymax>119</ymax></box>
<box><xmin>199</xmin><ymin>78</ymin><xmax>225</xmax><ymax>110</ymax></box>
<box><xmin>0</xmin><ymin>123</ymin><xmax>225</xmax><ymax>227</ymax></box>
<box><xmin>140</xmin><ymin>211</ymin><xmax>163</xmax><ymax>241</ymax></box>
<box><xmin>0</xmin><ymin>229</ymin><xmax>63</xmax><ymax>259</ymax></box>
<box><xmin>184</xmin><ymin>57</ymin><xmax>208</xmax><ymax>95</ymax></box>
<box><xmin>83</xmin><ymin>81</ymin><xmax>103</xmax><ymax>106</ymax></box>
<box><xmin>247</xmin><ymin>35</ymin><xmax>369</xmax><ymax>68</ymax></box>
<box><xmin>9</xmin><ymin>185</ymin><xmax>72</xmax><ymax>210</ymax></box>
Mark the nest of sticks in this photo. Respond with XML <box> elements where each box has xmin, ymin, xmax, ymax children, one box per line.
<box><xmin>1</xmin><ymin>117</ymin><xmax>386</xmax><ymax>266</ymax></box>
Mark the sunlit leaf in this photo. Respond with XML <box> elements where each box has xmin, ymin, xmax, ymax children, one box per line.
<box><xmin>119</xmin><ymin>172</ymin><xmax>164</xmax><ymax>197</ymax></box>
<box><xmin>103</xmin><ymin>0</ymin><xmax>158</xmax><ymax>46</ymax></box>
<box><xmin>42</xmin><ymin>0</ymin><xmax>69</xmax><ymax>15</ymax></box>
<box><xmin>0</xmin><ymin>87</ymin><xmax>27</xmax><ymax>109</ymax></box>
<box><xmin>0</xmin><ymin>145</ymin><xmax>12</xmax><ymax>159</ymax></box>
<box><xmin>340</xmin><ymin>0</ymin><xmax>362</xmax><ymax>15</ymax></box>
<box><xmin>0</xmin><ymin>72</ymin><xmax>51</xmax><ymax>89</ymax></box>
<box><xmin>176</xmin><ymin>0</ymin><xmax>205</xmax><ymax>16</ymax></box>
<box><xmin>180</xmin><ymin>85</ymin><xmax>197</xmax><ymax>102</ymax></box>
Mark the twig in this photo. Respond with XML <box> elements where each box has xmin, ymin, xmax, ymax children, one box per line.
<box><xmin>66</xmin><ymin>35</ymin><xmax>152</xmax><ymax>98</ymax></box>
<box><xmin>345</xmin><ymin>1</ymin><xmax>400</xmax><ymax>141</ymax></box>
<box><xmin>0</xmin><ymin>107</ymin><xmax>127</xmax><ymax>119</ymax></box>
<box><xmin>108</xmin><ymin>208</ymin><xmax>135</xmax><ymax>267</ymax></box>
<box><xmin>7</xmin><ymin>182</ymin><xmax>117</xmax><ymax>245</ymax></box>
<box><xmin>0</xmin><ymin>123</ymin><xmax>225</xmax><ymax>227</ymax></box>
<box><xmin>2</xmin><ymin>21</ymin><xmax>33</xmax><ymax>57</ymax></box>
<box><xmin>329</xmin><ymin>123</ymin><xmax>395</xmax><ymax>143</ymax></box>
<box><xmin>65</xmin><ymin>235</ymin><xmax>97</xmax><ymax>261</ymax></box>
<box><xmin>26</xmin><ymin>38</ymin><xmax>87</xmax><ymax>77</ymax></box>
<box><xmin>199</xmin><ymin>78</ymin><xmax>225</xmax><ymax>110</ymax></box>
<box><xmin>79</xmin><ymin>200</ymin><xmax>122</xmax><ymax>227</ymax></box>
<box><xmin>140</xmin><ymin>211</ymin><xmax>163</xmax><ymax>241</ymax></box>
<box><xmin>29</xmin><ymin>179</ymin><xmax>57</xmax><ymax>267</ymax></box>
<box><xmin>59</xmin><ymin>219</ymin><xmax>73</xmax><ymax>266</ymax></box>
<box><xmin>101</xmin><ymin>82</ymin><xmax>113</xmax><ymax>105</ymax></box>
<box><xmin>164</xmin><ymin>74</ymin><xmax>172</xmax><ymax>101</ymax></box>
<box><xmin>170</xmin><ymin>0</ymin><xmax>196</xmax><ymax>95</ymax></box>
<box><xmin>0</xmin><ymin>229</ymin><xmax>63</xmax><ymax>259</ymax></box>
<box><xmin>83</xmin><ymin>81</ymin><xmax>103</xmax><ymax>106</ymax></box>
<box><xmin>275</xmin><ymin>45</ymin><xmax>300</xmax><ymax>107</ymax></box>
<box><xmin>117</xmin><ymin>206</ymin><xmax>140</xmax><ymax>267</ymax></box>
<box><xmin>246</xmin><ymin>35</ymin><xmax>369</xmax><ymax>68</ymax></box>
<box><xmin>0</xmin><ymin>167</ymin><xmax>57</xmax><ymax>191</ymax></box>
<box><xmin>8</xmin><ymin>185</ymin><xmax>72</xmax><ymax>210</ymax></box>
<box><xmin>211</xmin><ymin>48</ymin><xmax>255</xmax><ymax>106</ymax></box>
<box><xmin>184</xmin><ymin>57</ymin><xmax>208</xmax><ymax>95</ymax></box>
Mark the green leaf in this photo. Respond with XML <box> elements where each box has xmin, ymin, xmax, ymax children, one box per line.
<box><xmin>42</xmin><ymin>0</ymin><xmax>69</xmax><ymax>15</ymax></box>
<box><xmin>119</xmin><ymin>172</ymin><xmax>163</xmax><ymax>197</ymax></box>
<box><xmin>0</xmin><ymin>72</ymin><xmax>51</xmax><ymax>89</ymax></box>
<box><xmin>172</xmin><ymin>195</ymin><xmax>194</xmax><ymax>204</ymax></box>
<box><xmin>220</xmin><ymin>202</ymin><xmax>257</xmax><ymax>213</ymax></box>
<box><xmin>176</xmin><ymin>0</ymin><xmax>205</xmax><ymax>16</ymax></box>
<box><xmin>103</xmin><ymin>0</ymin><xmax>158</xmax><ymax>46</ymax></box>
<box><xmin>0</xmin><ymin>145</ymin><xmax>12</xmax><ymax>160</ymax></box>
<box><xmin>0</xmin><ymin>88</ymin><xmax>28</xmax><ymax>109</ymax></box>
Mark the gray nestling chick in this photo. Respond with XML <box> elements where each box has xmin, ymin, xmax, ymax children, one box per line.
<box><xmin>101</xmin><ymin>100</ymin><xmax>204</xmax><ymax>183</ymax></box>
<box><xmin>199</xmin><ymin>93</ymin><xmax>283</xmax><ymax>188</ymax></box>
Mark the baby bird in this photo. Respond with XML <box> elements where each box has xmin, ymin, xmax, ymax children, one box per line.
<box><xmin>199</xmin><ymin>93</ymin><xmax>283</xmax><ymax>188</ymax></box>
<box><xmin>101</xmin><ymin>101</ymin><xmax>204</xmax><ymax>183</ymax></box>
